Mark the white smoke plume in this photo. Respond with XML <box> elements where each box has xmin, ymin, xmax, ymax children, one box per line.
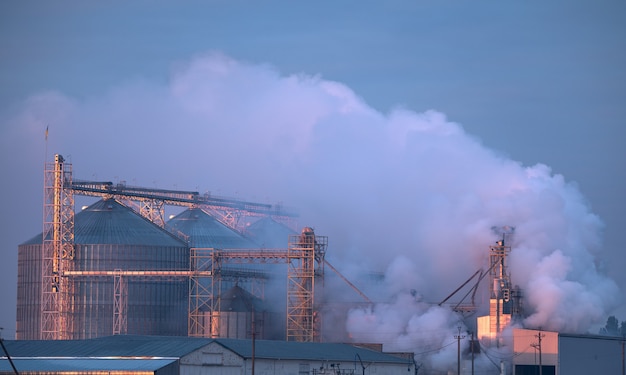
<box><xmin>5</xmin><ymin>53</ymin><xmax>619</xmax><ymax>370</ymax></box>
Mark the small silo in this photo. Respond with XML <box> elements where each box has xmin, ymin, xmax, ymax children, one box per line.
<box><xmin>167</xmin><ymin>208</ymin><xmax>285</xmax><ymax>339</ymax></box>
<box><xmin>245</xmin><ymin>217</ymin><xmax>296</xmax><ymax>248</ymax></box>
<box><xmin>16</xmin><ymin>198</ymin><xmax>190</xmax><ymax>339</ymax></box>
<box><xmin>208</xmin><ymin>285</ymin><xmax>281</xmax><ymax>339</ymax></box>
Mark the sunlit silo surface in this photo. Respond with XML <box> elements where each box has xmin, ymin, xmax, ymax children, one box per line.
<box><xmin>16</xmin><ymin>235</ymin><xmax>43</xmax><ymax>340</ymax></box>
<box><xmin>16</xmin><ymin>199</ymin><xmax>189</xmax><ymax>339</ymax></box>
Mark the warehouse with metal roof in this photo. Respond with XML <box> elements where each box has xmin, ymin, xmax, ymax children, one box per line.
<box><xmin>0</xmin><ymin>335</ymin><xmax>414</xmax><ymax>374</ymax></box>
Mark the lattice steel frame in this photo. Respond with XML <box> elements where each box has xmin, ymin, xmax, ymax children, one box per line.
<box><xmin>187</xmin><ymin>249</ymin><xmax>280</xmax><ymax>337</ymax></box>
<box><xmin>188</xmin><ymin>248</ymin><xmax>220</xmax><ymax>337</ymax></box>
<box><xmin>41</xmin><ymin>154</ymin><xmax>74</xmax><ymax>340</ymax></box>
<box><xmin>121</xmin><ymin>198</ymin><xmax>165</xmax><ymax>227</ymax></box>
<box><xmin>113</xmin><ymin>270</ymin><xmax>127</xmax><ymax>335</ymax></box>
<box><xmin>286</xmin><ymin>229</ymin><xmax>327</xmax><ymax>342</ymax></box>
<box><xmin>39</xmin><ymin>155</ymin><xmax>322</xmax><ymax>340</ymax></box>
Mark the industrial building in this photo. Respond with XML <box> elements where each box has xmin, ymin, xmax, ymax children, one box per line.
<box><xmin>509</xmin><ymin>328</ymin><xmax>626</xmax><ymax>375</ymax></box>
<box><xmin>476</xmin><ymin>227</ymin><xmax>524</xmax><ymax>346</ymax></box>
<box><xmin>16</xmin><ymin>154</ymin><xmax>339</xmax><ymax>342</ymax></box>
<box><xmin>3</xmin><ymin>330</ymin><xmax>623</xmax><ymax>374</ymax></box>
<box><xmin>0</xmin><ymin>334</ymin><xmax>415</xmax><ymax>374</ymax></box>
<box><xmin>12</xmin><ymin>154</ymin><xmax>625</xmax><ymax>374</ymax></box>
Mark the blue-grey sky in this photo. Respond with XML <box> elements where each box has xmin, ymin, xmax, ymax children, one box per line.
<box><xmin>0</xmin><ymin>0</ymin><xmax>624</xmax><ymax>346</ymax></box>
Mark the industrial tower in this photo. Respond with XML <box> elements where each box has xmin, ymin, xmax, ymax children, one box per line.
<box><xmin>477</xmin><ymin>226</ymin><xmax>523</xmax><ymax>345</ymax></box>
<box><xmin>287</xmin><ymin>227</ymin><xmax>327</xmax><ymax>342</ymax></box>
<box><xmin>41</xmin><ymin>154</ymin><xmax>74</xmax><ymax>340</ymax></box>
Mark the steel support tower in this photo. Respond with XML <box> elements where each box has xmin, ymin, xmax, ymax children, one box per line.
<box><xmin>287</xmin><ymin>228</ymin><xmax>327</xmax><ymax>342</ymax></box>
<box><xmin>41</xmin><ymin>154</ymin><xmax>75</xmax><ymax>340</ymax></box>
<box><xmin>489</xmin><ymin>226</ymin><xmax>514</xmax><ymax>340</ymax></box>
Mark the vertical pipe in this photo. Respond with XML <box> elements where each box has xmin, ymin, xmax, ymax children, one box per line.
<box><xmin>537</xmin><ymin>329</ymin><xmax>543</xmax><ymax>375</ymax></box>
<box><xmin>251</xmin><ymin>308</ymin><xmax>255</xmax><ymax>375</ymax></box>
<box><xmin>622</xmin><ymin>337</ymin><xmax>625</xmax><ymax>375</ymax></box>
<box><xmin>455</xmin><ymin>326</ymin><xmax>464</xmax><ymax>375</ymax></box>
<box><xmin>471</xmin><ymin>331</ymin><xmax>475</xmax><ymax>375</ymax></box>
<box><xmin>458</xmin><ymin>335</ymin><xmax>461</xmax><ymax>375</ymax></box>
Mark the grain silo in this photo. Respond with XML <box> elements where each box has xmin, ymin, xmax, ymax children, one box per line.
<box><xmin>19</xmin><ymin>154</ymin><xmax>324</xmax><ymax>342</ymax></box>
<box><xmin>166</xmin><ymin>208</ymin><xmax>258</xmax><ymax>249</ymax></box>
<box><xmin>166</xmin><ymin>208</ymin><xmax>286</xmax><ymax>339</ymax></box>
<box><xmin>208</xmin><ymin>285</ymin><xmax>282</xmax><ymax>339</ymax></box>
<box><xmin>16</xmin><ymin>198</ymin><xmax>189</xmax><ymax>340</ymax></box>
<box><xmin>245</xmin><ymin>217</ymin><xmax>296</xmax><ymax>248</ymax></box>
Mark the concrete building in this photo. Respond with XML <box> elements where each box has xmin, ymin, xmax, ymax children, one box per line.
<box><xmin>0</xmin><ymin>335</ymin><xmax>414</xmax><ymax>374</ymax></box>
<box><xmin>512</xmin><ymin>328</ymin><xmax>558</xmax><ymax>375</ymax></box>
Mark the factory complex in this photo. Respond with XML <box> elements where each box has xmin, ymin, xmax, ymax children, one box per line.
<box><xmin>2</xmin><ymin>154</ymin><xmax>623</xmax><ymax>375</ymax></box>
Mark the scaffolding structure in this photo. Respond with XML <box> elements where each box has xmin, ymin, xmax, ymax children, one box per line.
<box><xmin>40</xmin><ymin>154</ymin><xmax>329</xmax><ymax>341</ymax></box>
<box><xmin>41</xmin><ymin>155</ymin><xmax>75</xmax><ymax>340</ymax></box>
<box><xmin>287</xmin><ymin>228</ymin><xmax>327</xmax><ymax>342</ymax></box>
<box><xmin>187</xmin><ymin>248</ymin><xmax>287</xmax><ymax>338</ymax></box>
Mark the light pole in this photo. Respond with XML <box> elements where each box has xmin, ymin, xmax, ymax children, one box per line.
<box><xmin>531</xmin><ymin>328</ymin><xmax>545</xmax><ymax>375</ymax></box>
<box><xmin>455</xmin><ymin>326</ymin><xmax>466</xmax><ymax>375</ymax></box>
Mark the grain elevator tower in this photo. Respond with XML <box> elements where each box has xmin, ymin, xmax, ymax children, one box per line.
<box><xmin>477</xmin><ymin>226</ymin><xmax>523</xmax><ymax>345</ymax></box>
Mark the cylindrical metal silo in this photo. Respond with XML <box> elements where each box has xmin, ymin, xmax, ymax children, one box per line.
<box><xmin>206</xmin><ymin>285</ymin><xmax>279</xmax><ymax>339</ymax></box>
<box><xmin>16</xmin><ymin>198</ymin><xmax>189</xmax><ymax>339</ymax></box>
<box><xmin>167</xmin><ymin>209</ymin><xmax>285</xmax><ymax>339</ymax></box>
<box><xmin>16</xmin><ymin>235</ymin><xmax>43</xmax><ymax>340</ymax></box>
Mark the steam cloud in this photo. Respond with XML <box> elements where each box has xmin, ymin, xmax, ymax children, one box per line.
<box><xmin>7</xmin><ymin>53</ymin><xmax>619</xmax><ymax>371</ymax></box>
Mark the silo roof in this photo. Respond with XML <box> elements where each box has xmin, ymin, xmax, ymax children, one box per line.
<box><xmin>166</xmin><ymin>208</ymin><xmax>257</xmax><ymax>248</ymax></box>
<box><xmin>75</xmin><ymin>199</ymin><xmax>185</xmax><ymax>246</ymax></box>
<box><xmin>245</xmin><ymin>217</ymin><xmax>296</xmax><ymax>248</ymax></box>
<box><xmin>20</xmin><ymin>199</ymin><xmax>186</xmax><ymax>247</ymax></box>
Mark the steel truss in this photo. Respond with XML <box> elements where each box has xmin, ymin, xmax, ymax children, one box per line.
<box><xmin>41</xmin><ymin>155</ymin><xmax>74</xmax><ymax>340</ymax></box>
<box><xmin>62</xmin><ymin>246</ymin><xmax>323</xmax><ymax>340</ymax></box>
<box><xmin>188</xmin><ymin>248</ymin><xmax>285</xmax><ymax>337</ymax></box>
<box><xmin>287</xmin><ymin>228</ymin><xmax>327</xmax><ymax>342</ymax></box>
<box><xmin>70</xmin><ymin>179</ymin><xmax>297</xmax><ymax>232</ymax></box>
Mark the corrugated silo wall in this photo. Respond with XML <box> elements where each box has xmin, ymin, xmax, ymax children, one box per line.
<box><xmin>70</xmin><ymin>243</ymin><xmax>190</xmax><ymax>339</ymax></box>
<box><xmin>16</xmin><ymin>243</ymin><xmax>42</xmax><ymax>340</ymax></box>
<box><xmin>16</xmin><ymin>242</ymin><xmax>191</xmax><ymax>339</ymax></box>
